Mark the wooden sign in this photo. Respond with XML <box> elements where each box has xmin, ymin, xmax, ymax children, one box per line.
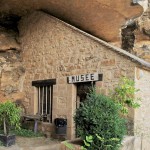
<box><xmin>67</xmin><ymin>73</ymin><xmax>102</xmax><ymax>84</ymax></box>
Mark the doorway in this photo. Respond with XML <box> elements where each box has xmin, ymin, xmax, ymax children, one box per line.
<box><xmin>75</xmin><ymin>82</ymin><xmax>94</xmax><ymax>137</ymax></box>
<box><xmin>76</xmin><ymin>82</ymin><xmax>94</xmax><ymax>108</ymax></box>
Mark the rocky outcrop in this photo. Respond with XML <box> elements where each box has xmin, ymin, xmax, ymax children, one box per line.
<box><xmin>0</xmin><ymin>0</ymin><xmax>149</xmax><ymax>103</ymax></box>
<box><xmin>137</xmin><ymin>7</ymin><xmax>150</xmax><ymax>38</ymax></box>
<box><xmin>0</xmin><ymin>46</ymin><xmax>25</xmax><ymax>101</ymax></box>
<box><xmin>133</xmin><ymin>5</ymin><xmax>150</xmax><ymax>62</ymax></box>
<box><xmin>0</xmin><ymin>0</ymin><xmax>143</xmax><ymax>42</ymax></box>
<box><xmin>0</xmin><ymin>0</ymin><xmax>148</xmax><ymax>60</ymax></box>
<box><xmin>0</xmin><ymin>27</ymin><xmax>20</xmax><ymax>51</ymax></box>
<box><xmin>0</xmin><ymin>17</ymin><xmax>23</xmax><ymax>101</ymax></box>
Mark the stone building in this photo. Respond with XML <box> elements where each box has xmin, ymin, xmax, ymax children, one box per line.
<box><xmin>11</xmin><ymin>10</ymin><xmax>149</xmax><ymax>144</ymax></box>
<box><xmin>0</xmin><ymin>1</ymin><xmax>149</xmax><ymax>149</ymax></box>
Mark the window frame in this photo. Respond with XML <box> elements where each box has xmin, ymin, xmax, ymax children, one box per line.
<box><xmin>32</xmin><ymin>79</ymin><xmax>56</xmax><ymax>123</ymax></box>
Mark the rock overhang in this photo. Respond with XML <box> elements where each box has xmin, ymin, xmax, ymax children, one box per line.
<box><xmin>0</xmin><ymin>0</ymin><xmax>143</xmax><ymax>42</ymax></box>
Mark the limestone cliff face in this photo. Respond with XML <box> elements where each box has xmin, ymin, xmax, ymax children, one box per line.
<box><xmin>134</xmin><ymin>3</ymin><xmax>150</xmax><ymax>62</ymax></box>
<box><xmin>0</xmin><ymin>28</ymin><xmax>20</xmax><ymax>52</ymax></box>
<box><xmin>0</xmin><ymin>0</ymin><xmax>149</xmax><ymax>102</ymax></box>
<box><xmin>0</xmin><ymin>27</ymin><xmax>24</xmax><ymax>101</ymax></box>
<box><xmin>0</xmin><ymin>0</ymin><xmax>143</xmax><ymax>42</ymax></box>
<box><xmin>0</xmin><ymin>47</ymin><xmax>25</xmax><ymax>102</ymax></box>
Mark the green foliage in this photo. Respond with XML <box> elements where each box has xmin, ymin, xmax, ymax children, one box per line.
<box><xmin>0</xmin><ymin>128</ymin><xmax>44</xmax><ymax>137</ymax></box>
<box><xmin>81</xmin><ymin>135</ymin><xmax>120</xmax><ymax>150</ymax></box>
<box><xmin>0</xmin><ymin>101</ymin><xmax>21</xmax><ymax>135</ymax></box>
<box><xmin>95</xmin><ymin>134</ymin><xmax>121</xmax><ymax>150</ymax></box>
<box><xmin>82</xmin><ymin>135</ymin><xmax>93</xmax><ymax>150</ymax></box>
<box><xmin>74</xmin><ymin>89</ymin><xmax>126</xmax><ymax>150</ymax></box>
<box><xmin>63</xmin><ymin>134</ymin><xmax>121</xmax><ymax>150</ymax></box>
<box><xmin>111</xmin><ymin>77</ymin><xmax>140</xmax><ymax>114</ymax></box>
<box><xmin>14</xmin><ymin>128</ymin><xmax>44</xmax><ymax>137</ymax></box>
<box><xmin>63</xmin><ymin>141</ymin><xmax>75</xmax><ymax>150</ymax></box>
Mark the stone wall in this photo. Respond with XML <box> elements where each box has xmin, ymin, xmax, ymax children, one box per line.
<box><xmin>18</xmin><ymin>11</ymin><xmax>139</xmax><ymax>139</ymax></box>
<box><xmin>134</xmin><ymin>67</ymin><xmax>150</xmax><ymax>148</ymax></box>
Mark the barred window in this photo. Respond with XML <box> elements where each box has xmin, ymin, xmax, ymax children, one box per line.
<box><xmin>32</xmin><ymin>79</ymin><xmax>56</xmax><ymax>123</ymax></box>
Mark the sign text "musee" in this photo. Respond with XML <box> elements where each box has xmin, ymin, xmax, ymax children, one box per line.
<box><xmin>67</xmin><ymin>73</ymin><xmax>101</xmax><ymax>84</ymax></box>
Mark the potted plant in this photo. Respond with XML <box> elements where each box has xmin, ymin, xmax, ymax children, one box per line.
<box><xmin>0</xmin><ymin>101</ymin><xmax>21</xmax><ymax>147</ymax></box>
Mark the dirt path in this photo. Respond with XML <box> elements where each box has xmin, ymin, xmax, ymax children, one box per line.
<box><xmin>0</xmin><ymin>136</ymin><xmax>60</xmax><ymax>150</ymax></box>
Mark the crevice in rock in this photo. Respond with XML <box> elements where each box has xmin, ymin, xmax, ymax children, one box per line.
<box><xmin>0</xmin><ymin>50</ymin><xmax>22</xmax><ymax>62</ymax></box>
<box><xmin>0</xmin><ymin>16</ymin><xmax>21</xmax><ymax>52</ymax></box>
<box><xmin>0</xmin><ymin>13</ymin><xmax>21</xmax><ymax>33</ymax></box>
<box><xmin>0</xmin><ymin>48</ymin><xmax>19</xmax><ymax>52</ymax></box>
<box><xmin>121</xmin><ymin>21</ymin><xmax>137</xmax><ymax>53</ymax></box>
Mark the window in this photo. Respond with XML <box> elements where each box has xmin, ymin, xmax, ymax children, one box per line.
<box><xmin>32</xmin><ymin>79</ymin><xmax>56</xmax><ymax>123</ymax></box>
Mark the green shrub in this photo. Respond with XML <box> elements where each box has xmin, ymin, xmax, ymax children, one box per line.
<box><xmin>74</xmin><ymin>89</ymin><xmax>126</xmax><ymax>150</ymax></box>
<box><xmin>111</xmin><ymin>77</ymin><xmax>140</xmax><ymax>114</ymax></box>
<box><xmin>0</xmin><ymin>101</ymin><xmax>21</xmax><ymax>135</ymax></box>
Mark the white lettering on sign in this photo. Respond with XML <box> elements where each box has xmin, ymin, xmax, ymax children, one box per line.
<box><xmin>68</xmin><ymin>73</ymin><xmax>100</xmax><ymax>84</ymax></box>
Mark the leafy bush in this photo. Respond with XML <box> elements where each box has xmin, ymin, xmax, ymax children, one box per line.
<box><xmin>80</xmin><ymin>135</ymin><xmax>121</xmax><ymax>150</ymax></box>
<box><xmin>0</xmin><ymin>101</ymin><xmax>21</xmax><ymax>135</ymax></box>
<box><xmin>74</xmin><ymin>89</ymin><xmax>126</xmax><ymax>150</ymax></box>
<box><xmin>111</xmin><ymin>77</ymin><xmax>140</xmax><ymax>114</ymax></box>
